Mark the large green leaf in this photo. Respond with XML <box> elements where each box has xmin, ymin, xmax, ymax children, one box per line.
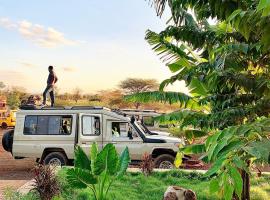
<box><xmin>243</xmin><ymin>139</ymin><xmax>270</xmax><ymax>163</ymax></box>
<box><xmin>229</xmin><ymin>166</ymin><xmax>243</xmax><ymax>199</ymax></box>
<box><xmin>185</xmin><ymin>130</ymin><xmax>208</xmax><ymax>141</ymax></box>
<box><xmin>204</xmin><ymin>156</ymin><xmax>226</xmax><ymax>177</ymax></box>
<box><xmin>94</xmin><ymin>143</ymin><xmax>119</xmax><ymax>175</ymax></box>
<box><xmin>66</xmin><ymin>168</ymin><xmax>97</xmax><ymax>188</ymax></box>
<box><xmin>180</xmin><ymin>144</ymin><xmax>206</xmax><ymax>154</ymax></box>
<box><xmin>74</xmin><ymin>146</ymin><xmax>91</xmax><ymax>170</ymax></box>
<box><xmin>117</xmin><ymin>147</ymin><xmax>130</xmax><ymax>177</ymax></box>
<box><xmin>90</xmin><ymin>142</ymin><xmax>98</xmax><ymax>174</ymax></box>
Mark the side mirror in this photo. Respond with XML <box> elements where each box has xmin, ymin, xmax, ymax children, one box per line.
<box><xmin>128</xmin><ymin>130</ymin><xmax>133</xmax><ymax>140</ymax></box>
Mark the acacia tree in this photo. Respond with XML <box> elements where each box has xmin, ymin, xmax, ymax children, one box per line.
<box><xmin>119</xmin><ymin>78</ymin><xmax>158</xmax><ymax>109</ymax></box>
<box><xmin>126</xmin><ymin>1</ymin><xmax>270</xmax><ymax>199</ymax></box>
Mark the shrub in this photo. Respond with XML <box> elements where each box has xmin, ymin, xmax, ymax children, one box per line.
<box><xmin>140</xmin><ymin>153</ymin><xmax>154</xmax><ymax>176</ymax></box>
<box><xmin>31</xmin><ymin>164</ymin><xmax>60</xmax><ymax>200</ymax></box>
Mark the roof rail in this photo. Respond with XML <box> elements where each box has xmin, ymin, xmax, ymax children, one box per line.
<box><xmin>71</xmin><ymin>106</ymin><xmax>108</xmax><ymax>110</ymax></box>
<box><xmin>41</xmin><ymin>106</ymin><xmax>66</xmax><ymax>110</ymax></box>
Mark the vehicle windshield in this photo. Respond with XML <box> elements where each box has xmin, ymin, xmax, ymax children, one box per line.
<box><xmin>134</xmin><ymin>121</ymin><xmax>150</xmax><ymax>136</ymax></box>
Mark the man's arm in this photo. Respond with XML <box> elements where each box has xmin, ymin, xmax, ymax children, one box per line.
<box><xmin>54</xmin><ymin>74</ymin><xmax>58</xmax><ymax>84</ymax></box>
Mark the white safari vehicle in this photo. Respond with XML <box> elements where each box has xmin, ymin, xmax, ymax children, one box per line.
<box><xmin>2</xmin><ymin>106</ymin><xmax>184</xmax><ymax>168</ymax></box>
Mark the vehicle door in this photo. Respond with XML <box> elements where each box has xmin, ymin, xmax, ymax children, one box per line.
<box><xmin>108</xmin><ymin>121</ymin><xmax>144</xmax><ymax>160</ymax></box>
<box><xmin>78</xmin><ymin>114</ymin><xmax>102</xmax><ymax>156</ymax></box>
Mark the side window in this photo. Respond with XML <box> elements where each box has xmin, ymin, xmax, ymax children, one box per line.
<box><xmin>48</xmin><ymin>116</ymin><xmax>61</xmax><ymax>135</ymax></box>
<box><xmin>37</xmin><ymin>116</ymin><xmax>48</xmax><ymax>134</ymax></box>
<box><xmin>82</xmin><ymin>116</ymin><xmax>100</xmax><ymax>136</ymax></box>
<box><xmin>111</xmin><ymin>122</ymin><xmax>139</xmax><ymax>139</ymax></box>
<box><xmin>24</xmin><ymin>115</ymin><xmax>72</xmax><ymax>135</ymax></box>
<box><xmin>142</xmin><ymin>116</ymin><xmax>154</xmax><ymax>127</ymax></box>
<box><xmin>24</xmin><ymin>116</ymin><xmax>38</xmax><ymax>135</ymax></box>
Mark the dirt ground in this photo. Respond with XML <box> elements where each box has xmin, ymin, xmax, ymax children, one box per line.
<box><xmin>0</xmin><ymin>128</ymin><xmax>35</xmax><ymax>199</ymax></box>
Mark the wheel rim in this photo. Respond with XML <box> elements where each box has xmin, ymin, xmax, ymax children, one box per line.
<box><xmin>49</xmin><ymin>158</ymin><xmax>62</xmax><ymax>167</ymax></box>
<box><xmin>159</xmin><ymin>161</ymin><xmax>174</xmax><ymax>169</ymax></box>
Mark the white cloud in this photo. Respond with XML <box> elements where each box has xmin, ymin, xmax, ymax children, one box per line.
<box><xmin>62</xmin><ymin>66</ymin><xmax>77</xmax><ymax>72</ymax></box>
<box><xmin>0</xmin><ymin>17</ymin><xmax>79</xmax><ymax>47</ymax></box>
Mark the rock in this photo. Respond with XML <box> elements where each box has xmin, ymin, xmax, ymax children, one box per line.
<box><xmin>163</xmin><ymin>186</ymin><xmax>197</xmax><ymax>200</ymax></box>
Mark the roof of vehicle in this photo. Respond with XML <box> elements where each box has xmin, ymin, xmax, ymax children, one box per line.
<box><xmin>17</xmin><ymin>105</ymin><xmax>129</xmax><ymax>121</ymax></box>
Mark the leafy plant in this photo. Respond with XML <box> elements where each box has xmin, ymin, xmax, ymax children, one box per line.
<box><xmin>31</xmin><ymin>164</ymin><xmax>60</xmax><ymax>200</ymax></box>
<box><xmin>66</xmin><ymin>143</ymin><xmax>130</xmax><ymax>200</ymax></box>
<box><xmin>140</xmin><ymin>153</ymin><xmax>154</xmax><ymax>176</ymax></box>
<box><xmin>125</xmin><ymin>0</ymin><xmax>270</xmax><ymax>199</ymax></box>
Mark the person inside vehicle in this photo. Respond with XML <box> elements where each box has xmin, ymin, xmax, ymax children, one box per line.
<box><xmin>112</xmin><ymin>127</ymin><xmax>120</xmax><ymax>137</ymax></box>
<box><xmin>62</xmin><ymin>121</ymin><xmax>69</xmax><ymax>134</ymax></box>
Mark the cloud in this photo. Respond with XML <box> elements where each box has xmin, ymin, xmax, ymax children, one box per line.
<box><xmin>0</xmin><ymin>17</ymin><xmax>79</xmax><ymax>48</ymax></box>
<box><xmin>19</xmin><ymin>61</ymin><xmax>37</xmax><ymax>68</ymax></box>
<box><xmin>62</xmin><ymin>66</ymin><xmax>77</xmax><ymax>72</ymax></box>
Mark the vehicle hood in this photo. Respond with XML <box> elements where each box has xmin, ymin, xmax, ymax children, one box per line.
<box><xmin>151</xmin><ymin>131</ymin><xmax>171</xmax><ymax>136</ymax></box>
<box><xmin>145</xmin><ymin>135</ymin><xmax>183</xmax><ymax>144</ymax></box>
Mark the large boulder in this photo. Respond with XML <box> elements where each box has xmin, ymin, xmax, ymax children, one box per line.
<box><xmin>163</xmin><ymin>186</ymin><xmax>196</xmax><ymax>200</ymax></box>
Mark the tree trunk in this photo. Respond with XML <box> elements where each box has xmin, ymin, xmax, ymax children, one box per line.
<box><xmin>241</xmin><ymin>161</ymin><xmax>250</xmax><ymax>200</ymax></box>
<box><xmin>241</xmin><ymin>170</ymin><xmax>250</xmax><ymax>200</ymax></box>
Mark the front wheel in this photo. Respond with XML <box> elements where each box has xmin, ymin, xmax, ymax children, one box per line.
<box><xmin>154</xmin><ymin>154</ymin><xmax>175</xmax><ymax>169</ymax></box>
<box><xmin>43</xmin><ymin>152</ymin><xmax>68</xmax><ymax>166</ymax></box>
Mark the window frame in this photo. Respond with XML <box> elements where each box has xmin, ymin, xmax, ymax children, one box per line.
<box><xmin>23</xmin><ymin>115</ymin><xmax>73</xmax><ymax>135</ymax></box>
<box><xmin>81</xmin><ymin>115</ymin><xmax>101</xmax><ymax>136</ymax></box>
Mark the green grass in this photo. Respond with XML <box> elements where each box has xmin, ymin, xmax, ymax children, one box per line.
<box><xmin>56</xmin><ymin>169</ymin><xmax>270</xmax><ymax>200</ymax></box>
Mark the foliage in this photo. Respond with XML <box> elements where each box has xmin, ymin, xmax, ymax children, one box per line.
<box><xmin>6</xmin><ymin>87</ymin><xmax>28</xmax><ymax>109</ymax></box>
<box><xmin>119</xmin><ymin>78</ymin><xmax>159</xmax><ymax>94</ymax></box>
<box><xmin>140</xmin><ymin>153</ymin><xmax>154</xmax><ymax>176</ymax></box>
<box><xmin>54</xmin><ymin>169</ymin><xmax>270</xmax><ymax>200</ymax></box>
<box><xmin>31</xmin><ymin>164</ymin><xmax>60</xmax><ymax>200</ymax></box>
<box><xmin>120</xmin><ymin>78</ymin><xmax>159</xmax><ymax>109</ymax></box>
<box><xmin>72</xmin><ymin>88</ymin><xmax>82</xmax><ymax>103</ymax></box>
<box><xmin>124</xmin><ymin>0</ymin><xmax>270</xmax><ymax>199</ymax></box>
<box><xmin>3</xmin><ymin>187</ymin><xmax>38</xmax><ymax>200</ymax></box>
<box><xmin>66</xmin><ymin>143</ymin><xmax>130</xmax><ymax>200</ymax></box>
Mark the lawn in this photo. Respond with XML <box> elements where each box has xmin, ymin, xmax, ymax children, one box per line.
<box><xmin>56</xmin><ymin>169</ymin><xmax>270</xmax><ymax>200</ymax></box>
<box><xmin>4</xmin><ymin>169</ymin><xmax>269</xmax><ymax>200</ymax></box>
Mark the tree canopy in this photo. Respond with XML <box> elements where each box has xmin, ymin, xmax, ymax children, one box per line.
<box><xmin>125</xmin><ymin>1</ymin><xmax>270</xmax><ymax>199</ymax></box>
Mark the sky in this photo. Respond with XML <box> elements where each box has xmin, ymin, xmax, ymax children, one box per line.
<box><xmin>0</xmin><ymin>0</ymin><xmax>188</xmax><ymax>94</ymax></box>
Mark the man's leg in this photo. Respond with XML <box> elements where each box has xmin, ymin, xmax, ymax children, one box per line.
<box><xmin>49</xmin><ymin>88</ymin><xmax>55</xmax><ymax>107</ymax></box>
<box><xmin>42</xmin><ymin>86</ymin><xmax>50</xmax><ymax>105</ymax></box>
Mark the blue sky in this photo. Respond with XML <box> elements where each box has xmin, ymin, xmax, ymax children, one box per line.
<box><xmin>0</xmin><ymin>0</ymin><xmax>187</xmax><ymax>94</ymax></box>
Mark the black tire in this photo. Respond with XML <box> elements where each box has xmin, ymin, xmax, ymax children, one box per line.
<box><xmin>43</xmin><ymin>152</ymin><xmax>68</xmax><ymax>166</ymax></box>
<box><xmin>1</xmin><ymin>122</ymin><xmax>8</xmax><ymax>129</ymax></box>
<box><xmin>2</xmin><ymin>129</ymin><xmax>14</xmax><ymax>152</ymax></box>
<box><xmin>154</xmin><ymin>154</ymin><xmax>175</xmax><ymax>169</ymax></box>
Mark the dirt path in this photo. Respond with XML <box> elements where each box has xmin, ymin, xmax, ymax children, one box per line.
<box><xmin>0</xmin><ymin>129</ymin><xmax>35</xmax><ymax>199</ymax></box>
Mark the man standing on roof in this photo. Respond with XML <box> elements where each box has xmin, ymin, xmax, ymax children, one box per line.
<box><xmin>42</xmin><ymin>66</ymin><xmax>58</xmax><ymax>107</ymax></box>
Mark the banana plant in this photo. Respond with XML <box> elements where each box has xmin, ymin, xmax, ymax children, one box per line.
<box><xmin>66</xmin><ymin>143</ymin><xmax>130</xmax><ymax>200</ymax></box>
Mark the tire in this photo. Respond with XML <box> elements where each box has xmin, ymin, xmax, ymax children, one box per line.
<box><xmin>43</xmin><ymin>152</ymin><xmax>68</xmax><ymax>166</ymax></box>
<box><xmin>1</xmin><ymin>122</ymin><xmax>7</xmax><ymax>129</ymax></box>
<box><xmin>2</xmin><ymin>129</ymin><xmax>14</xmax><ymax>152</ymax></box>
<box><xmin>154</xmin><ymin>154</ymin><xmax>175</xmax><ymax>169</ymax></box>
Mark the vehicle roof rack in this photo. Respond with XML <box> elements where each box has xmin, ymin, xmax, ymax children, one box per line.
<box><xmin>41</xmin><ymin>106</ymin><xmax>66</xmax><ymax>110</ymax></box>
<box><xmin>112</xmin><ymin>109</ymin><xmax>127</xmax><ymax>117</ymax></box>
<box><xmin>71</xmin><ymin>106</ymin><xmax>109</xmax><ymax>110</ymax></box>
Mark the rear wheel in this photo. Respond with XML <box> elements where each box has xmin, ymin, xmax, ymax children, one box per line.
<box><xmin>43</xmin><ymin>152</ymin><xmax>68</xmax><ymax>166</ymax></box>
<box><xmin>154</xmin><ymin>154</ymin><xmax>175</xmax><ymax>169</ymax></box>
<box><xmin>1</xmin><ymin>122</ymin><xmax>7</xmax><ymax>129</ymax></box>
<box><xmin>2</xmin><ymin>129</ymin><xmax>14</xmax><ymax>152</ymax></box>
